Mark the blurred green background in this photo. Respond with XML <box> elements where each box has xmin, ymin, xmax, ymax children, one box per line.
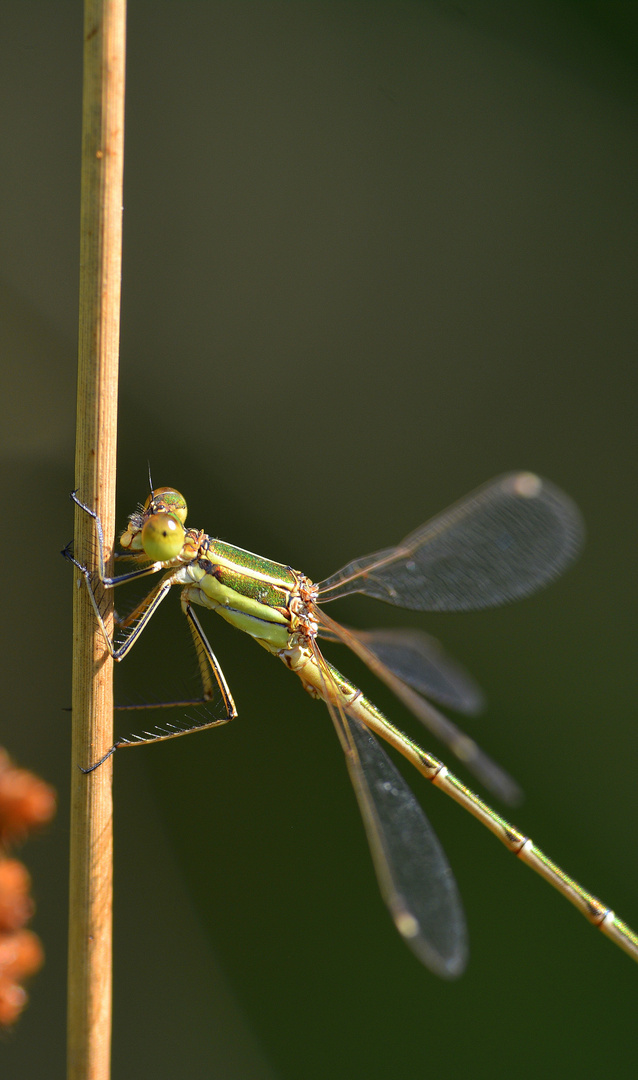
<box><xmin>2</xmin><ymin>1</ymin><xmax>638</xmax><ymax>1077</ymax></box>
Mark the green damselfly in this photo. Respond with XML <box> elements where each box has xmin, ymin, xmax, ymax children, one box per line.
<box><xmin>66</xmin><ymin>472</ymin><xmax>638</xmax><ymax>977</ymax></box>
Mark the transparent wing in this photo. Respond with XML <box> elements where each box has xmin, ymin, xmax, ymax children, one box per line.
<box><xmin>317</xmin><ymin>610</ymin><xmax>521</xmax><ymax>805</ymax></box>
<box><xmin>320</xmin><ymin>625</ymin><xmax>484</xmax><ymax>715</ymax></box>
<box><xmin>318</xmin><ymin>473</ymin><xmax>583</xmax><ymax>611</ymax></box>
<box><xmin>341</xmin><ymin>712</ymin><xmax>468</xmax><ymax>978</ymax></box>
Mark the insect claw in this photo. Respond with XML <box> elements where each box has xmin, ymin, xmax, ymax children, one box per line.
<box><xmin>61</xmin><ymin>544</ymin><xmax>89</xmax><ymax>575</ymax></box>
<box><xmin>78</xmin><ymin>744</ymin><xmax>118</xmax><ymax>773</ymax></box>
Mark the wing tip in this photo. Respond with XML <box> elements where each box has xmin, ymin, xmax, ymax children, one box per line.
<box><xmin>511</xmin><ymin>472</ymin><xmax>544</xmax><ymax>499</ymax></box>
<box><xmin>392</xmin><ymin>904</ymin><xmax>468</xmax><ymax>979</ymax></box>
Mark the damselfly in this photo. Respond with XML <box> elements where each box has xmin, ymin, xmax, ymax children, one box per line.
<box><xmin>66</xmin><ymin>473</ymin><xmax>638</xmax><ymax>977</ymax></box>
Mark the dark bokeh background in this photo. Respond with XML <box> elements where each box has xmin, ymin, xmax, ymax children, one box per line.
<box><xmin>2</xmin><ymin>2</ymin><xmax>637</xmax><ymax>1077</ymax></box>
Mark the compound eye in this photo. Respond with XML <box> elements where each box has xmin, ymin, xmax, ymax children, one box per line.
<box><xmin>143</xmin><ymin>488</ymin><xmax>188</xmax><ymax>524</ymax></box>
<box><xmin>141</xmin><ymin>512</ymin><xmax>185</xmax><ymax>561</ymax></box>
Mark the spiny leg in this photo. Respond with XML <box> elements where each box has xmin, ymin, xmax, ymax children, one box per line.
<box><xmin>81</xmin><ymin>603</ymin><xmax>238</xmax><ymax>772</ymax></box>
<box><xmin>66</xmin><ymin>490</ymin><xmax>164</xmax><ymax>588</ymax></box>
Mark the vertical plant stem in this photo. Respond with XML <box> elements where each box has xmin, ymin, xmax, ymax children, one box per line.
<box><xmin>68</xmin><ymin>2</ymin><xmax>126</xmax><ymax>1078</ymax></box>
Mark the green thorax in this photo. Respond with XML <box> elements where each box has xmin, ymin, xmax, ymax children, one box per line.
<box><xmin>200</xmin><ymin>535</ymin><xmax>300</xmax><ymax>604</ymax></box>
<box><xmin>179</xmin><ymin>534</ymin><xmax>302</xmax><ymax>647</ymax></box>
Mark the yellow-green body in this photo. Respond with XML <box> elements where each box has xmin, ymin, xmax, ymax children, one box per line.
<box><xmin>174</xmin><ymin>532</ymin><xmax>383</xmax><ymax>721</ymax></box>
<box><xmin>67</xmin><ymin>482</ymin><xmax>638</xmax><ymax>975</ymax></box>
<box><xmin>177</xmin><ymin>535</ymin><xmax>300</xmax><ymax>649</ymax></box>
